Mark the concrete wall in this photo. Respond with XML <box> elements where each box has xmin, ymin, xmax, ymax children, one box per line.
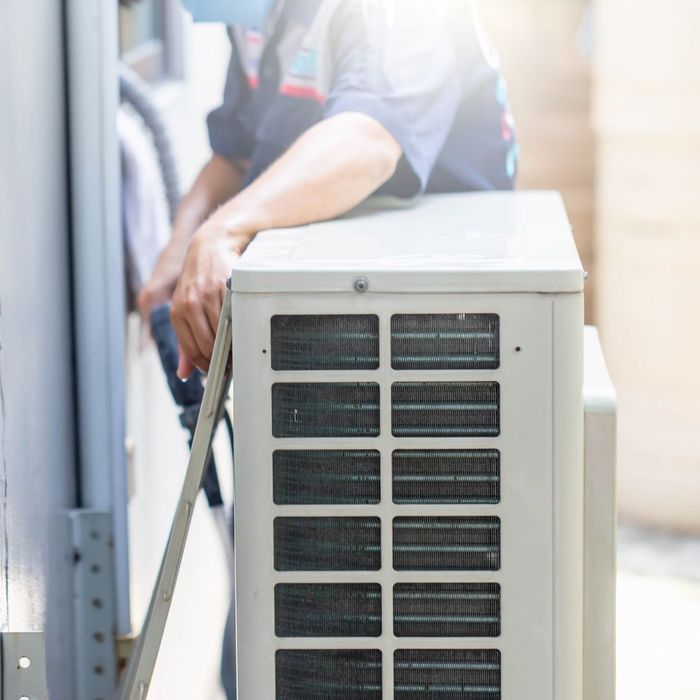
<box><xmin>594</xmin><ymin>0</ymin><xmax>700</xmax><ymax>532</ymax></box>
<box><xmin>0</xmin><ymin>1</ymin><xmax>78</xmax><ymax>696</ymax></box>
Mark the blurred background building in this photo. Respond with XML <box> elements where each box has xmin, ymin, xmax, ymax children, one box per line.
<box><xmin>481</xmin><ymin>0</ymin><xmax>700</xmax><ymax>539</ymax></box>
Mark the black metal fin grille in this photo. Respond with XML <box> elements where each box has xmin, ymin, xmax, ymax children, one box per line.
<box><xmin>271</xmin><ymin>315</ymin><xmax>380</xmax><ymax>371</ymax></box>
<box><xmin>275</xmin><ymin>583</ymin><xmax>382</xmax><ymax>637</ymax></box>
<box><xmin>274</xmin><ymin>517</ymin><xmax>381</xmax><ymax>571</ymax></box>
<box><xmin>393</xmin><ymin>450</ymin><xmax>500</xmax><ymax>505</ymax></box>
<box><xmin>391</xmin><ymin>314</ymin><xmax>499</xmax><ymax>370</ymax></box>
<box><xmin>391</xmin><ymin>382</ymin><xmax>500</xmax><ymax>438</ymax></box>
<box><xmin>393</xmin><ymin>517</ymin><xmax>501</xmax><ymax>571</ymax></box>
<box><xmin>273</xmin><ymin>450</ymin><xmax>381</xmax><ymax>505</ymax></box>
<box><xmin>394</xmin><ymin>649</ymin><xmax>501</xmax><ymax>700</ymax></box>
<box><xmin>394</xmin><ymin>583</ymin><xmax>501</xmax><ymax>637</ymax></box>
<box><xmin>276</xmin><ymin>650</ymin><xmax>382</xmax><ymax>700</ymax></box>
<box><xmin>272</xmin><ymin>383</ymin><xmax>380</xmax><ymax>438</ymax></box>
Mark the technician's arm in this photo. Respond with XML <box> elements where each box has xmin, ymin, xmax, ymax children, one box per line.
<box><xmin>171</xmin><ymin>111</ymin><xmax>402</xmax><ymax>377</ymax></box>
<box><xmin>137</xmin><ymin>154</ymin><xmax>248</xmax><ymax>320</ymax></box>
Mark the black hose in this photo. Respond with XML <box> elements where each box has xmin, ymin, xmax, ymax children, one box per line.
<box><xmin>118</xmin><ymin>63</ymin><xmax>181</xmax><ymax>222</ymax></box>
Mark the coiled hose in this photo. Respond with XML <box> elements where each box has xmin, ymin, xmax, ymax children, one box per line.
<box><xmin>118</xmin><ymin>63</ymin><xmax>180</xmax><ymax>222</ymax></box>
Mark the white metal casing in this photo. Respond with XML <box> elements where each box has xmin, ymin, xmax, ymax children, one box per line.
<box><xmin>231</xmin><ymin>192</ymin><xmax>587</xmax><ymax>700</ymax></box>
<box><xmin>233</xmin><ymin>191</ymin><xmax>583</xmax><ymax>295</ymax></box>
<box><xmin>583</xmin><ymin>327</ymin><xmax>617</xmax><ymax>700</ymax></box>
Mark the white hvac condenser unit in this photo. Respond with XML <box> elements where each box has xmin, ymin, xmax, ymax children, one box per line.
<box><xmin>228</xmin><ymin>191</ymin><xmax>616</xmax><ymax>700</ymax></box>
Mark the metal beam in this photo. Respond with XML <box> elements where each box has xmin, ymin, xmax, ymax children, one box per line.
<box><xmin>69</xmin><ymin>510</ymin><xmax>118</xmax><ymax>700</ymax></box>
<box><xmin>65</xmin><ymin>0</ymin><xmax>131</xmax><ymax>635</ymax></box>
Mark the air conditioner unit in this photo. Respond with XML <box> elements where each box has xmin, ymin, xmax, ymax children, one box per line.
<box><xmin>229</xmin><ymin>191</ymin><xmax>616</xmax><ymax>700</ymax></box>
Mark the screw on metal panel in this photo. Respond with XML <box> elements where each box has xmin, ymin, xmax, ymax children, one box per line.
<box><xmin>354</xmin><ymin>277</ymin><xmax>369</xmax><ymax>293</ymax></box>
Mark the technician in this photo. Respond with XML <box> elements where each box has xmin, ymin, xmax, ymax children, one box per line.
<box><xmin>138</xmin><ymin>0</ymin><xmax>518</xmax><ymax>383</ymax></box>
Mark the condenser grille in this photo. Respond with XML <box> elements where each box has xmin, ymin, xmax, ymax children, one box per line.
<box><xmin>393</xmin><ymin>450</ymin><xmax>500</xmax><ymax>505</ymax></box>
<box><xmin>273</xmin><ymin>450</ymin><xmax>381</xmax><ymax>505</ymax></box>
<box><xmin>275</xmin><ymin>583</ymin><xmax>382</xmax><ymax>637</ymax></box>
<box><xmin>271</xmin><ymin>315</ymin><xmax>380</xmax><ymax>371</ymax></box>
<box><xmin>269</xmin><ymin>311</ymin><xmax>505</xmax><ymax>698</ymax></box>
<box><xmin>393</xmin><ymin>583</ymin><xmax>501</xmax><ymax>637</ymax></box>
<box><xmin>391</xmin><ymin>314</ymin><xmax>499</xmax><ymax>370</ymax></box>
<box><xmin>393</xmin><ymin>516</ymin><xmax>501</xmax><ymax>571</ymax></box>
<box><xmin>274</xmin><ymin>517</ymin><xmax>381</xmax><ymax>571</ymax></box>
<box><xmin>276</xmin><ymin>650</ymin><xmax>382</xmax><ymax>700</ymax></box>
<box><xmin>391</xmin><ymin>382</ymin><xmax>500</xmax><ymax>437</ymax></box>
<box><xmin>394</xmin><ymin>649</ymin><xmax>501</xmax><ymax>699</ymax></box>
<box><xmin>272</xmin><ymin>383</ymin><xmax>380</xmax><ymax>438</ymax></box>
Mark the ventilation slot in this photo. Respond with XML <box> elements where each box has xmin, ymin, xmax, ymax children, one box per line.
<box><xmin>274</xmin><ymin>517</ymin><xmax>381</xmax><ymax>571</ymax></box>
<box><xmin>393</xmin><ymin>450</ymin><xmax>500</xmax><ymax>504</ymax></box>
<box><xmin>393</xmin><ymin>517</ymin><xmax>500</xmax><ymax>571</ymax></box>
<box><xmin>271</xmin><ymin>315</ymin><xmax>380</xmax><ymax>370</ymax></box>
<box><xmin>276</xmin><ymin>650</ymin><xmax>382</xmax><ymax>700</ymax></box>
<box><xmin>275</xmin><ymin>583</ymin><xmax>382</xmax><ymax>637</ymax></box>
<box><xmin>391</xmin><ymin>314</ymin><xmax>499</xmax><ymax>370</ymax></box>
<box><xmin>273</xmin><ymin>450</ymin><xmax>381</xmax><ymax>505</ymax></box>
<box><xmin>273</xmin><ymin>383</ymin><xmax>380</xmax><ymax>438</ymax></box>
<box><xmin>391</xmin><ymin>382</ymin><xmax>499</xmax><ymax>438</ymax></box>
<box><xmin>394</xmin><ymin>583</ymin><xmax>500</xmax><ymax>637</ymax></box>
<box><xmin>394</xmin><ymin>649</ymin><xmax>501</xmax><ymax>700</ymax></box>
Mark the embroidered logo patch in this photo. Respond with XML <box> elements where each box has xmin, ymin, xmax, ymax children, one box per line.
<box><xmin>280</xmin><ymin>47</ymin><xmax>326</xmax><ymax>102</ymax></box>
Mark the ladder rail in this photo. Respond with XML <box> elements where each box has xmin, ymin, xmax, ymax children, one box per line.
<box><xmin>117</xmin><ymin>290</ymin><xmax>233</xmax><ymax>700</ymax></box>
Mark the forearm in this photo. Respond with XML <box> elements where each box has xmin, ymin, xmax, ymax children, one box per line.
<box><xmin>204</xmin><ymin>112</ymin><xmax>402</xmax><ymax>245</ymax></box>
<box><xmin>171</xmin><ymin>153</ymin><xmax>248</xmax><ymax>246</ymax></box>
<box><xmin>170</xmin><ymin>112</ymin><xmax>401</xmax><ymax>376</ymax></box>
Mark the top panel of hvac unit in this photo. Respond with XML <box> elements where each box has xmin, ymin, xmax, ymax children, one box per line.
<box><xmin>231</xmin><ymin>191</ymin><xmax>583</xmax><ymax>294</ymax></box>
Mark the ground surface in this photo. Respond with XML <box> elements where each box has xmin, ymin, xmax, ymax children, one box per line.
<box><xmin>617</xmin><ymin>525</ymin><xmax>700</xmax><ymax>699</ymax></box>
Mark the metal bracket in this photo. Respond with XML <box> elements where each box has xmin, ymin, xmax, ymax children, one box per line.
<box><xmin>1</xmin><ymin>632</ymin><xmax>49</xmax><ymax>700</ymax></box>
<box><xmin>68</xmin><ymin>510</ymin><xmax>118</xmax><ymax>700</ymax></box>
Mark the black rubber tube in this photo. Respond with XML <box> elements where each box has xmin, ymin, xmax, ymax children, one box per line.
<box><xmin>118</xmin><ymin>63</ymin><xmax>181</xmax><ymax>222</ymax></box>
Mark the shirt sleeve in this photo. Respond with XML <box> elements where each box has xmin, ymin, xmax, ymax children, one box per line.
<box><xmin>207</xmin><ymin>30</ymin><xmax>256</xmax><ymax>162</ymax></box>
<box><xmin>322</xmin><ymin>0</ymin><xmax>461</xmax><ymax>198</ymax></box>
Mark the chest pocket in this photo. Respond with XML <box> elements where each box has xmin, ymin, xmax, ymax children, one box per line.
<box><xmin>252</xmin><ymin>0</ymin><xmax>342</xmax><ymax>150</ymax></box>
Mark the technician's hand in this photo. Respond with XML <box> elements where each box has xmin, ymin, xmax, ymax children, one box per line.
<box><xmin>170</xmin><ymin>224</ymin><xmax>254</xmax><ymax>378</ymax></box>
<box><xmin>137</xmin><ymin>238</ymin><xmax>188</xmax><ymax>323</ymax></box>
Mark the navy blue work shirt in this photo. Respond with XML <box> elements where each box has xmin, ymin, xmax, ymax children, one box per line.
<box><xmin>207</xmin><ymin>0</ymin><xmax>518</xmax><ymax>197</ymax></box>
